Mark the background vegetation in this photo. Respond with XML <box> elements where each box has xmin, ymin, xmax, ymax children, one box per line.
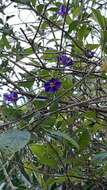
<box><xmin>0</xmin><ymin>0</ymin><xmax>107</xmax><ymax>189</ymax></box>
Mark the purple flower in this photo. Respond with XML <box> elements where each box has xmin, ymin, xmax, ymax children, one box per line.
<box><xmin>58</xmin><ymin>54</ymin><xmax>74</xmax><ymax>67</ymax></box>
<box><xmin>57</xmin><ymin>5</ymin><xmax>69</xmax><ymax>16</ymax></box>
<box><xmin>85</xmin><ymin>51</ymin><xmax>95</xmax><ymax>58</ymax></box>
<box><xmin>3</xmin><ymin>91</ymin><xmax>18</xmax><ymax>103</ymax></box>
<box><xmin>44</xmin><ymin>78</ymin><xmax>61</xmax><ymax>93</ymax></box>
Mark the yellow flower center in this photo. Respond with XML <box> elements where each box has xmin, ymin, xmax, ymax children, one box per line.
<box><xmin>50</xmin><ymin>82</ymin><xmax>55</xmax><ymax>87</ymax></box>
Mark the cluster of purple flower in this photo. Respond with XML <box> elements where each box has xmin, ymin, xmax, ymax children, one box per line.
<box><xmin>44</xmin><ymin>50</ymin><xmax>95</xmax><ymax>93</ymax></box>
<box><xmin>44</xmin><ymin>54</ymin><xmax>74</xmax><ymax>93</ymax></box>
<box><xmin>85</xmin><ymin>51</ymin><xmax>95</xmax><ymax>58</ymax></box>
<box><xmin>3</xmin><ymin>3</ymin><xmax>95</xmax><ymax>99</ymax></box>
<box><xmin>3</xmin><ymin>91</ymin><xmax>18</xmax><ymax>103</ymax></box>
<box><xmin>44</xmin><ymin>78</ymin><xmax>61</xmax><ymax>93</ymax></box>
<box><xmin>58</xmin><ymin>54</ymin><xmax>74</xmax><ymax>67</ymax></box>
<box><xmin>3</xmin><ymin>54</ymin><xmax>73</xmax><ymax>98</ymax></box>
<box><xmin>3</xmin><ymin>50</ymin><xmax>95</xmax><ymax>99</ymax></box>
<box><xmin>57</xmin><ymin>5</ymin><xmax>69</xmax><ymax>16</ymax></box>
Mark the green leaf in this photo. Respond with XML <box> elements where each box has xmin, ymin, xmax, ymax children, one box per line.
<box><xmin>85</xmin><ymin>43</ymin><xmax>100</xmax><ymax>50</ymax></box>
<box><xmin>72</xmin><ymin>0</ymin><xmax>79</xmax><ymax>9</ymax></box>
<box><xmin>0</xmin><ymin>35</ymin><xmax>11</xmax><ymax>49</ymax></box>
<box><xmin>92</xmin><ymin>8</ymin><xmax>106</xmax><ymax>29</ymax></box>
<box><xmin>68</xmin><ymin>20</ymin><xmax>79</xmax><ymax>33</ymax></box>
<box><xmin>0</xmin><ymin>129</ymin><xmax>30</xmax><ymax>155</ymax></box>
<box><xmin>31</xmin><ymin>0</ymin><xmax>36</xmax><ymax>7</ymax></box>
<box><xmin>66</xmin><ymin>15</ymin><xmax>72</xmax><ymax>25</ymax></box>
<box><xmin>17</xmin><ymin>80</ymin><xmax>34</xmax><ymax>89</ymax></box>
<box><xmin>79</xmin><ymin>128</ymin><xmax>90</xmax><ymax>150</ymax></box>
<box><xmin>84</xmin><ymin>111</ymin><xmax>96</xmax><ymax>120</ymax></box>
<box><xmin>77</xmin><ymin>25</ymin><xmax>91</xmax><ymax>40</ymax></box>
<box><xmin>30</xmin><ymin>144</ymin><xmax>58</xmax><ymax>167</ymax></box>
<box><xmin>2</xmin><ymin>106</ymin><xmax>22</xmax><ymax>121</ymax></box>
<box><xmin>23</xmin><ymin>47</ymin><xmax>33</xmax><ymax>55</ymax></box>
<box><xmin>94</xmin><ymin>152</ymin><xmax>107</xmax><ymax>161</ymax></box>
<box><xmin>101</xmin><ymin>30</ymin><xmax>107</xmax><ymax>53</ymax></box>
<box><xmin>41</xmin><ymin>21</ymin><xmax>48</xmax><ymax>29</ymax></box>
<box><xmin>72</xmin><ymin>7</ymin><xmax>81</xmax><ymax>18</ymax></box>
<box><xmin>50</xmin><ymin>131</ymin><xmax>79</xmax><ymax>150</ymax></box>
<box><xmin>47</xmin><ymin>176</ymin><xmax>67</xmax><ymax>187</ymax></box>
<box><xmin>62</xmin><ymin>77</ymin><xmax>73</xmax><ymax>89</ymax></box>
<box><xmin>37</xmin><ymin>4</ymin><xmax>44</xmax><ymax>13</ymax></box>
<box><xmin>42</xmin><ymin>49</ymin><xmax>58</xmax><ymax>62</ymax></box>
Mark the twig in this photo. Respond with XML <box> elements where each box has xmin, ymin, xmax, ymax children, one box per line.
<box><xmin>20</xmin><ymin>28</ymin><xmax>46</xmax><ymax>68</ymax></box>
<box><xmin>0</xmin><ymin>153</ymin><xmax>17</xmax><ymax>190</ymax></box>
<box><xmin>29</xmin><ymin>4</ymin><xmax>85</xmax><ymax>53</ymax></box>
<box><xmin>60</xmin><ymin>0</ymin><xmax>70</xmax><ymax>51</ymax></box>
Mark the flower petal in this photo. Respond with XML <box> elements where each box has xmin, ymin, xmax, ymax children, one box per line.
<box><xmin>44</xmin><ymin>78</ymin><xmax>61</xmax><ymax>93</ymax></box>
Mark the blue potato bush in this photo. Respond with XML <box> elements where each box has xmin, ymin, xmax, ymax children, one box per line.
<box><xmin>0</xmin><ymin>0</ymin><xmax>107</xmax><ymax>189</ymax></box>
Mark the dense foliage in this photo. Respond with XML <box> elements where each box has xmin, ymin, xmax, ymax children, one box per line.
<box><xmin>0</xmin><ymin>0</ymin><xmax>107</xmax><ymax>189</ymax></box>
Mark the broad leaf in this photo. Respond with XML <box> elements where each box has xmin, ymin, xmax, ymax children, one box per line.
<box><xmin>0</xmin><ymin>129</ymin><xmax>30</xmax><ymax>155</ymax></box>
<box><xmin>94</xmin><ymin>152</ymin><xmax>107</xmax><ymax>161</ymax></box>
<box><xmin>92</xmin><ymin>8</ymin><xmax>106</xmax><ymax>29</ymax></box>
<box><xmin>50</xmin><ymin>131</ymin><xmax>79</xmax><ymax>150</ymax></box>
<box><xmin>30</xmin><ymin>144</ymin><xmax>59</xmax><ymax>167</ymax></box>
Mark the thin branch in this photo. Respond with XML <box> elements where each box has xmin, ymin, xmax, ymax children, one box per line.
<box><xmin>0</xmin><ymin>153</ymin><xmax>17</xmax><ymax>190</ymax></box>
<box><xmin>29</xmin><ymin>4</ymin><xmax>85</xmax><ymax>53</ymax></box>
<box><xmin>60</xmin><ymin>0</ymin><xmax>70</xmax><ymax>51</ymax></box>
<box><xmin>20</xmin><ymin>28</ymin><xmax>46</xmax><ymax>68</ymax></box>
